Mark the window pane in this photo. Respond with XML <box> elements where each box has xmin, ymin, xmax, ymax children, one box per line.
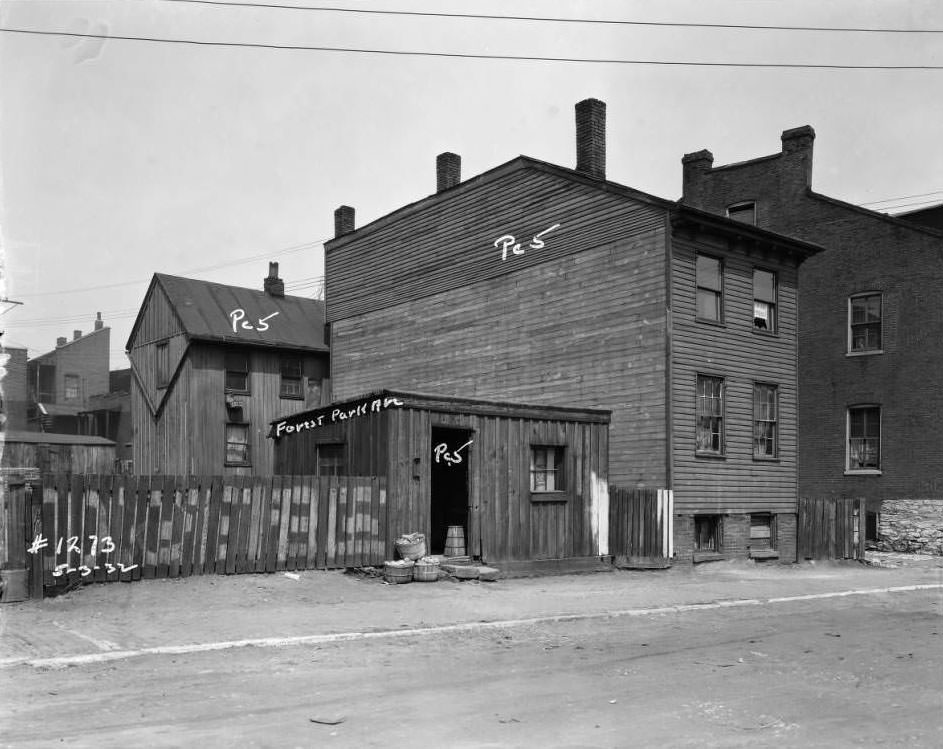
<box><xmin>697</xmin><ymin>290</ymin><xmax>721</xmax><ymax>320</ymax></box>
<box><xmin>848</xmin><ymin>407</ymin><xmax>880</xmax><ymax>469</ymax></box>
<box><xmin>225</xmin><ymin>424</ymin><xmax>250</xmax><ymax>464</ymax></box>
<box><xmin>753</xmin><ymin>270</ymin><xmax>776</xmax><ymax>302</ymax></box>
<box><xmin>697</xmin><ymin>256</ymin><xmax>722</xmax><ymax>291</ymax></box>
<box><xmin>531</xmin><ymin>446</ymin><xmax>563</xmax><ymax>491</ymax></box>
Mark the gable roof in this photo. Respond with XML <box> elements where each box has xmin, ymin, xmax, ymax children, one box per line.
<box><xmin>30</xmin><ymin>326</ymin><xmax>109</xmax><ymax>364</ymax></box>
<box><xmin>127</xmin><ymin>273</ymin><xmax>328</xmax><ymax>352</ymax></box>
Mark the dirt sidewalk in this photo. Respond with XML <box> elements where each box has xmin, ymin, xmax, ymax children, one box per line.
<box><xmin>2</xmin><ymin>556</ymin><xmax>941</xmax><ymax>667</ymax></box>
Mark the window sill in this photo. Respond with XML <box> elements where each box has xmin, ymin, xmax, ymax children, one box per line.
<box><xmin>844</xmin><ymin>469</ymin><xmax>882</xmax><ymax>476</ymax></box>
<box><xmin>751</xmin><ymin>328</ymin><xmax>779</xmax><ymax>337</ymax></box>
<box><xmin>225</xmin><ymin>462</ymin><xmax>252</xmax><ymax>468</ymax></box>
<box><xmin>846</xmin><ymin>350</ymin><xmax>883</xmax><ymax>358</ymax></box>
<box><xmin>692</xmin><ymin>551</ymin><xmax>724</xmax><ymax>564</ymax></box>
<box><xmin>530</xmin><ymin>491</ymin><xmax>568</xmax><ymax>504</ymax></box>
<box><xmin>695</xmin><ymin>317</ymin><xmax>726</xmax><ymax>328</ymax></box>
<box><xmin>752</xmin><ymin>455</ymin><xmax>780</xmax><ymax>463</ymax></box>
<box><xmin>225</xmin><ymin>388</ymin><xmax>251</xmax><ymax>396</ymax></box>
<box><xmin>749</xmin><ymin>548</ymin><xmax>780</xmax><ymax>560</ymax></box>
<box><xmin>279</xmin><ymin>394</ymin><xmax>304</xmax><ymax>400</ymax></box>
<box><xmin>695</xmin><ymin>451</ymin><xmax>727</xmax><ymax>460</ymax></box>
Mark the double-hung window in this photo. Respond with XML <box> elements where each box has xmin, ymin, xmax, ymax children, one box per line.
<box><xmin>280</xmin><ymin>356</ymin><xmax>303</xmax><ymax>398</ymax></box>
<box><xmin>753</xmin><ymin>383</ymin><xmax>778</xmax><ymax>459</ymax></box>
<box><xmin>696</xmin><ymin>374</ymin><xmax>725</xmax><ymax>455</ymax></box>
<box><xmin>848</xmin><ymin>406</ymin><xmax>881</xmax><ymax>472</ymax></box>
<box><xmin>849</xmin><ymin>293</ymin><xmax>882</xmax><ymax>353</ymax></box>
<box><xmin>696</xmin><ymin>255</ymin><xmax>723</xmax><ymax>322</ymax></box>
<box><xmin>225</xmin><ymin>422</ymin><xmax>251</xmax><ymax>466</ymax></box>
<box><xmin>64</xmin><ymin>374</ymin><xmax>80</xmax><ymax>401</ymax></box>
<box><xmin>753</xmin><ymin>269</ymin><xmax>777</xmax><ymax>332</ymax></box>
<box><xmin>530</xmin><ymin>446</ymin><xmax>564</xmax><ymax>492</ymax></box>
<box><xmin>225</xmin><ymin>351</ymin><xmax>250</xmax><ymax>393</ymax></box>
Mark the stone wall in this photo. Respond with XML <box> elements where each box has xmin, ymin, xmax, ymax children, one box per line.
<box><xmin>876</xmin><ymin>500</ymin><xmax>943</xmax><ymax>555</ymax></box>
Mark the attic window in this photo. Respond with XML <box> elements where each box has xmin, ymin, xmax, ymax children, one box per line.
<box><xmin>726</xmin><ymin>201</ymin><xmax>756</xmax><ymax>225</ymax></box>
<box><xmin>156</xmin><ymin>341</ymin><xmax>170</xmax><ymax>388</ymax></box>
<box><xmin>225</xmin><ymin>351</ymin><xmax>250</xmax><ymax>393</ymax></box>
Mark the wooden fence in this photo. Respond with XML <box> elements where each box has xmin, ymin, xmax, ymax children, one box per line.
<box><xmin>4</xmin><ymin>474</ymin><xmax>387</xmax><ymax>600</ymax></box>
<box><xmin>608</xmin><ymin>487</ymin><xmax>673</xmax><ymax>566</ymax></box>
<box><xmin>797</xmin><ymin>497</ymin><xmax>865</xmax><ymax>560</ymax></box>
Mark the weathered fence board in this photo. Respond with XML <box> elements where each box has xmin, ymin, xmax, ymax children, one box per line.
<box><xmin>608</xmin><ymin>487</ymin><xmax>673</xmax><ymax>565</ymax></box>
<box><xmin>798</xmin><ymin>497</ymin><xmax>865</xmax><ymax>560</ymax></box>
<box><xmin>3</xmin><ymin>474</ymin><xmax>387</xmax><ymax>599</ymax></box>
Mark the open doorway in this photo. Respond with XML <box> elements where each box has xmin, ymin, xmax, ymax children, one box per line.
<box><xmin>430</xmin><ymin>427</ymin><xmax>473</xmax><ymax>556</ymax></box>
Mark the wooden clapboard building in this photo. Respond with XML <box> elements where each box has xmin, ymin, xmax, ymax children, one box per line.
<box><xmin>127</xmin><ymin>263</ymin><xmax>329</xmax><ymax>475</ymax></box>
<box><xmin>271</xmin><ymin>390</ymin><xmax>610</xmax><ymax>569</ymax></box>
<box><xmin>323</xmin><ymin>100</ymin><xmax>823</xmax><ymax>563</ymax></box>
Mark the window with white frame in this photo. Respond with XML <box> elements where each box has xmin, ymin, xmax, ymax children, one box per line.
<box><xmin>848</xmin><ymin>405</ymin><xmax>881</xmax><ymax>472</ymax></box>
<box><xmin>753</xmin><ymin>383</ymin><xmax>778</xmax><ymax>459</ymax></box>
<box><xmin>753</xmin><ymin>269</ymin><xmax>777</xmax><ymax>332</ymax></box>
<box><xmin>696</xmin><ymin>255</ymin><xmax>723</xmax><ymax>322</ymax></box>
<box><xmin>530</xmin><ymin>446</ymin><xmax>564</xmax><ymax>492</ymax></box>
<box><xmin>849</xmin><ymin>293</ymin><xmax>882</xmax><ymax>353</ymax></box>
<box><xmin>696</xmin><ymin>374</ymin><xmax>725</xmax><ymax>455</ymax></box>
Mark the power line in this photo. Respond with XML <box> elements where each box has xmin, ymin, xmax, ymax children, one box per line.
<box><xmin>859</xmin><ymin>189</ymin><xmax>943</xmax><ymax>207</ymax></box>
<box><xmin>3</xmin><ymin>27</ymin><xmax>943</xmax><ymax>69</ymax></box>
<box><xmin>162</xmin><ymin>0</ymin><xmax>943</xmax><ymax>34</ymax></box>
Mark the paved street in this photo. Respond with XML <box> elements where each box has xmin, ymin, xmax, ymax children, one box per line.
<box><xmin>2</xmin><ymin>560</ymin><xmax>942</xmax><ymax>748</ymax></box>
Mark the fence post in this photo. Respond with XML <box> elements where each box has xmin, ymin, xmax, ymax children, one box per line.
<box><xmin>28</xmin><ymin>485</ymin><xmax>44</xmax><ymax>600</ymax></box>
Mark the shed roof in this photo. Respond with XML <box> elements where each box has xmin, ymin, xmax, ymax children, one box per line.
<box><xmin>1</xmin><ymin>430</ymin><xmax>116</xmax><ymax>446</ymax></box>
<box><xmin>127</xmin><ymin>274</ymin><xmax>328</xmax><ymax>352</ymax></box>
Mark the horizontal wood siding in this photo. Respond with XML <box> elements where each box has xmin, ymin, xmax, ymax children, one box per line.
<box><xmin>1</xmin><ymin>442</ymin><xmax>116</xmax><ymax>474</ymax></box>
<box><xmin>331</xmin><ymin>228</ymin><xmax>668</xmax><ymax>489</ymax></box>
<box><xmin>326</xmin><ymin>166</ymin><xmax>664</xmax><ymax>321</ymax></box>
<box><xmin>670</xmin><ymin>231</ymin><xmax>800</xmax><ymax>514</ymax></box>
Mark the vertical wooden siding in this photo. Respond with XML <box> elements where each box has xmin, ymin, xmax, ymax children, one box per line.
<box><xmin>670</xmin><ymin>232</ymin><xmax>800</xmax><ymax>514</ymax></box>
<box><xmin>797</xmin><ymin>497</ymin><xmax>865</xmax><ymax>560</ymax></box>
<box><xmin>18</xmin><ymin>474</ymin><xmax>386</xmax><ymax>596</ymax></box>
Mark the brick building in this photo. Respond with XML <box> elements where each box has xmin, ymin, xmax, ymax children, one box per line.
<box><xmin>682</xmin><ymin>127</ymin><xmax>943</xmax><ymax>554</ymax></box>
<box><xmin>323</xmin><ymin>99</ymin><xmax>822</xmax><ymax>563</ymax></box>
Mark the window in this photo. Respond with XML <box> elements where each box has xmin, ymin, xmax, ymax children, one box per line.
<box><xmin>726</xmin><ymin>201</ymin><xmax>756</xmax><ymax>225</ymax></box>
<box><xmin>694</xmin><ymin>515</ymin><xmax>722</xmax><ymax>552</ymax></box>
<box><xmin>696</xmin><ymin>375</ymin><xmax>725</xmax><ymax>455</ymax></box>
<box><xmin>156</xmin><ymin>341</ymin><xmax>170</xmax><ymax>388</ymax></box>
<box><xmin>530</xmin><ymin>446</ymin><xmax>564</xmax><ymax>492</ymax></box>
<box><xmin>749</xmin><ymin>514</ymin><xmax>777</xmax><ymax>550</ymax></box>
<box><xmin>225</xmin><ymin>351</ymin><xmax>250</xmax><ymax>392</ymax></box>
<box><xmin>696</xmin><ymin>255</ymin><xmax>723</xmax><ymax>322</ymax></box>
<box><xmin>848</xmin><ymin>406</ymin><xmax>881</xmax><ymax>472</ymax></box>
<box><xmin>280</xmin><ymin>356</ymin><xmax>304</xmax><ymax>399</ymax></box>
<box><xmin>64</xmin><ymin>374</ymin><xmax>80</xmax><ymax>401</ymax></box>
<box><xmin>316</xmin><ymin>443</ymin><xmax>345</xmax><ymax>478</ymax></box>
<box><xmin>849</xmin><ymin>293</ymin><xmax>882</xmax><ymax>353</ymax></box>
<box><xmin>753</xmin><ymin>383</ymin><xmax>778</xmax><ymax>459</ymax></box>
<box><xmin>225</xmin><ymin>423</ymin><xmax>250</xmax><ymax>466</ymax></box>
<box><xmin>753</xmin><ymin>269</ymin><xmax>777</xmax><ymax>332</ymax></box>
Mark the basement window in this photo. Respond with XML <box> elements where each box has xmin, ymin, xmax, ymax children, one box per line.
<box><xmin>694</xmin><ymin>515</ymin><xmax>722</xmax><ymax>552</ymax></box>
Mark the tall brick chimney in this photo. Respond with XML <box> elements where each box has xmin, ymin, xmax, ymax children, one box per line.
<box><xmin>780</xmin><ymin>125</ymin><xmax>815</xmax><ymax>189</ymax></box>
<box><xmin>264</xmin><ymin>261</ymin><xmax>285</xmax><ymax>298</ymax></box>
<box><xmin>94</xmin><ymin>312</ymin><xmax>103</xmax><ymax>331</ymax></box>
<box><xmin>575</xmin><ymin>98</ymin><xmax>606</xmax><ymax>180</ymax></box>
<box><xmin>334</xmin><ymin>205</ymin><xmax>355</xmax><ymax>238</ymax></box>
<box><xmin>437</xmin><ymin>152</ymin><xmax>461</xmax><ymax>192</ymax></box>
<box><xmin>681</xmin><ymin>149</ymin><xmax>715</xmax><ymax>202</ymax></box>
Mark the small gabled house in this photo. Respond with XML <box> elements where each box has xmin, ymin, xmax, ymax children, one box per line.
<box><xmin>127</xmin><ymin>263</ymin><xmax>329</xmax><ymax>476</ymax></box>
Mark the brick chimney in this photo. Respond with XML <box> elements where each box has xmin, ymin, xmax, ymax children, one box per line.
<box><xmin>437</xmin><ymin>152</ymin><xmax>461</xmax><ymax>192</ymax></box>
<box><xmin>94</xmin><ymin>312</ymin><xmax>103</xmax><ymax>331</ymax></box>
<box><xmin>681</xmin><ymin>149</ymin><xmax>715</xmax><ymax>201</ymax></box>
<box><xmin>73</xmin><ymin>330</ymin><xmax>82</xmax><ymax>341</ymax></box>
<box><xmin>334</xmin><ymin>206</ymin><xmax>355</xmax><ymax>238</ymax></box>
<box><xmin>780</xmin><ymin>125</ymin><xmax>815</xmax><ymax>189</ymax></box>
<box><xmin>575</xmin><ymin>98</ymin><xmax>606</xmax><ymax>180</ymax></box>
<box><xmin>264</xmin><ymin>261</ymin><xmax>285</xmax><ymax>298</ymax></box>
<box><xmin>56</xmin><ymin>337</ymin><xmax>67</xmax><ymax>347</ymax></box>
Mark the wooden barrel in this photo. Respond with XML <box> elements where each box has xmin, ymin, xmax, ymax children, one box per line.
<box><xmin>444</xmin><ymin>525</ymin><xmax>466</xmax><ymax>557</ymax></box>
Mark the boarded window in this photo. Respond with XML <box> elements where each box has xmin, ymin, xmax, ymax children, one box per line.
<box><xmin>225</xmin><ymin>351</ymin><xmax>250</xmax><ymax>393</ymax></box>
<box><xmin>530</xmin><ymin>446</ymin><xmax>564</xmax><ymax>492</ymax></box>
<box><xmin>753</xmin><ymin>383</ymin><xmax>778</xmax><ymax>458</ymax></box>
<box><xmin>696</xmin><ymin>374</ymin><xmax>724</xmax><ymax>454</ymax></box>
<box><xmin>694</xmin><ymin>515</ymin><xmax>722</xmax><ymax>551</ymax></box>
<box><xmin>280</xmin><ymin>356</ymin><xmax>304</xmax><ymax>398</ymax></box>
<box><xmin>848</xmin><ymin>406</ymin><xmax>881</xmax><ymax>470</ymax></box>
<box><xmin>696</xmin><ymin>255</ymin><xmax>723</xmax><ymax>322</ymax></box>
<box><xmin>750</xmin><ymin>514</ymin><xmax>777</xmax><ymax>550</ymax></box>
<box><xmin>156</xmin><ymin>342</ymin><xmax>170</xmax><ymax>388</ymax></box>
<box><xmin>849</xmin><ymin>293</ymin><xmax>882</xmax><ymax>352</ymax></box>
<box><xmin>225</xmin><ymin>422</ymin><xmax>250</xmax><ymax>465</ymax></box>
<box><xmin>753</xmin><ymin>269</ymin><xmax>777</xmax><ymax>332</ymax></box>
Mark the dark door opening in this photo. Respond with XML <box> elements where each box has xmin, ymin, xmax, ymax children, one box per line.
<box><xmin>430</xmin><ymin>427</ymin><xmax>473</xmax><ymax>556</ymax></box>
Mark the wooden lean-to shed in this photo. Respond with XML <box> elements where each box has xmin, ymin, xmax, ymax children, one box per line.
<box><xmin>271</xmin><ymin>390</ymin><xmax>611</xmax><ymax>570</ymax></box>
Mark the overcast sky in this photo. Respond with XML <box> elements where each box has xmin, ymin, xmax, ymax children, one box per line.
<box><xmin>1</xmin><ymin>0</ymin><xmax>942</xmax><ymax>369</ymax></box>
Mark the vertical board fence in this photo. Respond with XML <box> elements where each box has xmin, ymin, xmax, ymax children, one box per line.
<box><xmin>10</xmin><ymin>474</ymin><xmax>386</xmax><ymax>599</ymax></box>
<box><xmin>798</xmin><ymin>497</ymin><xmax>865</xmax><ymax>560</ymax></box>
<box><xmin>608</xmin><ymin>487</ymin><xmax>673</xmax><ymax>566</ymax></box>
